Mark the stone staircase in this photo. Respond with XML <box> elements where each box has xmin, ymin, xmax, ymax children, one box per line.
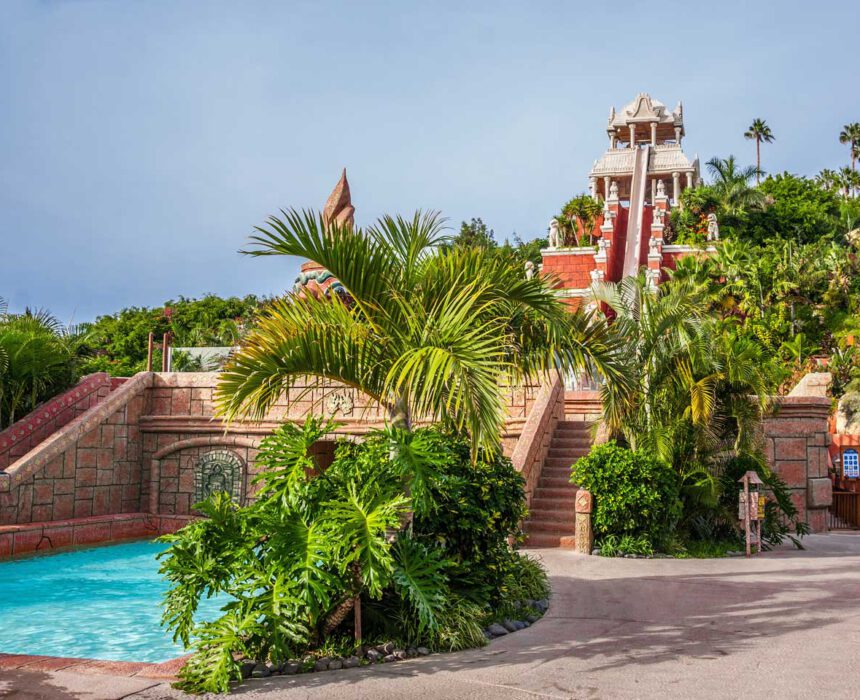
<box><xmin>524</xmin><ymin>421</ymin><xmax>592</xmax><ymax>548</ymax></box>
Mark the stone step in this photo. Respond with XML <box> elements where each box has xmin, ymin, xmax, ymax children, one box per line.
<box><xmin>537</xmin><ymin>476</ymin><xmax>575</xmax><ymax>489</ymax></box>
<box><xmin>528</xmin><ymin>508</ymin><xmax>574</xmax><ymax>523</ymax></box>
<box><xmin>539</xmin><ymin>469</ymin><xmax>573</xmax><ymax>480</ymax></box>
<box><xmin>524</xmin><ymin>533</ymin><xmax>577</xmax><ymax>548</ymax></box>
<box><xmin>547</xmin><ymin>448</ymin><xmax>589</xmax><ymax>458</ymax></box>
<box><xmin>530</xmin><ymin>496</ymin><xmax>577</xmax><ymax>511</ymax></box>
<box><xmin>524</xmin><ymin>518</ymin><xmax>576</xmax><ymax>534</ymax></box>
<box><xmin>550</xmin><ymin>438</ymin><xmax>592</xmax><ymax>448</ymax></box>
<box><xmin>534</xmin><ymin>486</ymin><xmax>578</xmax><ymax>499</ymax></box>
<box><xmin>544</xmin><ymin>457</ymin><xmax>578</xmax><ymax>469</ymax></box>
<box><xmin>556</xmin><ymin>420</ymin><xmax>591</xmax><ymax>429</ymax></box>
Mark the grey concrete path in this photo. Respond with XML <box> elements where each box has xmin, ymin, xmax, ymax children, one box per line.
<box><xmin>3</xmin><ymin>534</ymin><xmax>860</xmax><ymax>699</ymax></box>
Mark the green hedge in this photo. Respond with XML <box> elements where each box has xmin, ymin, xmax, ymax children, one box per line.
<box><xmin>571</xmin><ymin>442</ymin><xmax>681</xmax><ymax>549</ymax></box>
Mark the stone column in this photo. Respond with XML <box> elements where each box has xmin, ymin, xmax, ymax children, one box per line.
<box><xmin>574</xmin><ymin>490</ymin><xmax>594</xmax><ymax>554</ymax></box>
<box><xmin>674</xmin><ymin>126</ymin><xmax>682</xmax><ymax>145</ymax></box>
<box><xmin>629</xmin><ymin>124</ymin><xmax>636</xmax><ymax>148</ymax></box>
<box><xmin>672</xmin><ymin>171</ymin><xmax>681</xmax><ymax>204</ymax></box>
<box><xmin>589</xmin><ymin>177</ymin><xmax>597</xmax><ymax>201</ymax></box>
<box><xmin>610</xmin><ymin>130</ymin><xmax>617</xmax><ymax>149</ymax></box>
<box><xmin>686</xmin><ymin>171</ymin><xmax>693</xmax><ymax>189</ymax></box>
<box><xmin>650</xmin><ymin>122</ymin><xmax>657</xmax><ymax>146</ymax></box>
<box><xmin>603</xmin><ymin>176</ymin><xmax>611</xmax><ymax>199</ymax></box>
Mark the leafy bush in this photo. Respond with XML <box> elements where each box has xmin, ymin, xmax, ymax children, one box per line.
<box><xmin>570</xmin><ymin>442</ymin><xmax>681</xmax><ymax>549</ymax></box>
<box><xmin>413</xmin><ymin>434</ymin><xmax>528</xmax><ymax>605</ymax></box>
<box><xmin>159</xmin><ymin>421</ymin><xmax>541</xmax><ymax>693</ymax></box>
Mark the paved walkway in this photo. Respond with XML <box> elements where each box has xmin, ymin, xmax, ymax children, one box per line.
<box><xmin>3</xmin><ymin>534</ymin><xmax>860</xmax><ymax>699</ymax></box>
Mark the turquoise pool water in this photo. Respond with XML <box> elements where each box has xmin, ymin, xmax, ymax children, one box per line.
<box><xmin>0</xmin><ymin>540</ymin><xmax>224</xmax><ymax>663</ymax></box>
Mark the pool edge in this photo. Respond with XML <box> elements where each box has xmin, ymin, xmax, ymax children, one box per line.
<box><xmin>0</xmin><ymin>651</ymin><xmax>189</xmax><ymax>680</ymax></box>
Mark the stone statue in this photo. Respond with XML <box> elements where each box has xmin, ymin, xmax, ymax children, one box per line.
<box><xmin>608</xmin><ymin>181</ymin><xmax>619</xmax><ymax>200</ymax></box>
<box><xmin>323</xmin><ymin>168</ymin><xmax>355</xmax><ymax>228</ymax></box>
<box><xmin>706</xmin><ymin>212</ymin><xmax>720</xmax><ymax>241</ymax></box>
<box><xmin>653</xmin><ymin>207</ymin><xmax>665</xmax><ymax>224</ymax></box>
<box><xmin>590</xmin><ymin>268</ymin><xmax>605</xmax><ymax>284</ymax></box>
<box><xmin>649</xmin><ymin>236</ymin><xmax>660</xmax><ymax>255</ymax></box>
<box><xmin>646</xmin><ymin>268</ymin><xmax>661</xmax><ymax>289</ymax></box>
<box><xmin>656</xmin><ymin>179</ymin><xmax>666</xmax><ymax>198</ymax></box>
<box><xmin>548</xmin><ymin>219</ymin><xmax>561</xmax><ymax>249</ymax></box>
<box><xmin>524</xmin><ymin>260</ymin><xmax>535</xmax><ymax>280</ymax></box>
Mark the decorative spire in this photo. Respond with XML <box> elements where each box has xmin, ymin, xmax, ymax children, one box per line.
<box><xmin>322</xmin><ymin>168</ymin><xmax>355</xmax><ymax>228</ymax></box>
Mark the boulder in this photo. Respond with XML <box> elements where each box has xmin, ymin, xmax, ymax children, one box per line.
<box><xmin>251</xmin><ymin>663</ymin><xmax>270</xmax><ymax>678</ymax></box>
<box><xmin>487</xmin><ymin>623</ymin><xmax>508</xmax><ymax>637</ymax></box>
<box><xmin>343</xmin><ymin>656</ymin><xmax>360</xmax><ymax>668</ymax></box>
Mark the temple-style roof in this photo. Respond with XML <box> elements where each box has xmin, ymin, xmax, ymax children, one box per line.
<box><xmin>608</xmin><ymin>93</ymin><xmax>683</xmax><ymax>130</ymax></box>
<box><xmin>590</xmin><ymin>144</ymin><xmax>697</xmax><ymax>178</ymax></box>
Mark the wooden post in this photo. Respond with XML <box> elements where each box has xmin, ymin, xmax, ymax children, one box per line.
<box><xmin>353</xmin><ymin>595</ymin><xmax>362</xmax><ymax>643</ymax></box>
<box><xmin>146</xmin><ymin>332</ymin><xmax>154</xmax><ymax>371</ymax></box>
<box><xmin>574</xmin><ymin>489</ymin><xmax>593</xmax><ymax>554</ymax></box>
<box><xmin>743</xmin><ymin>478</ymin><xmax>751</xmax><ymax>558</ymax></box>
<box><xmin>161</xmin><ymin>333</ymin><xmax>169</xmax><ymax>372</ymax></box>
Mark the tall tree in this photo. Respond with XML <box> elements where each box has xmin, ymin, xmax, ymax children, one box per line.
<box><xmin>561</xmin><ymin>194</ymin><xmax>603</xmax><ymax>246</ymax></box>
<box><xmin>706</xmin><ymin>156</ymin><xmax>766</xmax><ymax>218</ymax></box>
<box><xmin>216</xmin><ymin>210</ymin><xmax>625</xmax><ymax>456</ymax></box>
<box><xmin>839</xmin><ymin>122</ymin><xmax>860</xmax><ymax>180</ymax></box>
<box><xmin>744</xmin><ymin>119</ymin><xmax>775</xmax><ymax>185</ymax></box>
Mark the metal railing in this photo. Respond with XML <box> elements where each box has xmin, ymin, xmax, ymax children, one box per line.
<box><xmin>828</xmin><ymin>491</ymin><xmax>860</xmax><ymax>530</ymax></box>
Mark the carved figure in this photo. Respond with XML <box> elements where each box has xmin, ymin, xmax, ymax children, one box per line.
<box><xmin>327</xmin><ymin>391</ymin><xmax>355</xmax><ymax>416</ymax></box>
<box><xmin>649</xmin><ymin>236</ymin><xmax>660</xmax><ymax>255</ymax></box>
<box><xmin>548</xmin><ymin>219</ymin><xmax>561</xmax><ymax>249</ymax></box>
<box><xmin>706</xmin><ymin>212</ymin><xmax>720</xmax><ymax>241</ymax></box>
<box><xmin>656</xmin><ymin>179</ymin><xmax>666</xmax><ymax>198</ymax></box>
<box><xmin>653</xmin><ymin>207</ymin><xmax>665</xmax><ymax>224</ymax></box>
<box><xmin>524</xmin><ymin>260</ymin><xmax>535</xmax><ymax>280</ymax></box>
<box><xmin>609</xmin><ymin>181</ymin><xmax>619</xmax><ymax>200</ymax></box>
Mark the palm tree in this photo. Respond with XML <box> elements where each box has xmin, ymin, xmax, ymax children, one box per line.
<box><xmin>816</xmin><ymin>168</ymin><xmax>839</xmax><ymax>193</ymax></box>
<box><xmin>744</xmin><ymin>119</ymin><xmax>775</xmax><ymax>185</ymax></box>
<box><xmin>706</xmin><ymin>156</ymin><xmax>766</xmax><ymax>218</ymax></box>
<box><xmin>561</xmin><ymin>194</ymin><xmax>603</xmax><ymax>246</ymax></box>
<box><xmin>836</xmin><ymin>166</ymin><xmax>860</xmax><ymax>200</ymax></box>
<box><xmin>0</xmin><ymin>304</ymin><xmax>84</xmax><ymax>428</ymax></box>
<box><xmin>591</xmin><ymin>275</ymin><xmax>776</xmax><ymax>462</ymax></box>
<box><xmin>839</xmin><ymin>122</ymin><xmax>860</xmax><ymax>179</ymax></box>
<box><xmin>216</xmin><ymin>209</ymin><xmax>624</xmax><ymax>456</ymax></box>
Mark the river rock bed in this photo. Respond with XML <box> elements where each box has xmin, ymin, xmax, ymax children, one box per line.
<box><xmin>240</xmin><ymin>598</ymin><xmax>550</xmax><ymax>680</ymax></box>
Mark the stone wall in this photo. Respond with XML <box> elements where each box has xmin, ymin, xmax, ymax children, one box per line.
<box><xmin>510</xmin><ymin>372</ymin><xmax>564</xmax><ymax>508</ymax></box>
<box><xmin>1</xmin><ymin>372</ymin><xmax>539</xmax><ymax>553</ymax></box>
<box><xmin>763</xmin><ymin>395</ymin><xmax>832</xmax><ymax>532</ymax></box>
<box><xmin>0</xmin><ymin>372</ymin><xmax>151</xmax><ymax>526</ymax></box>
<box><xmin>0</xmin><ymin>373</ymin><xmax>113</xmax><ymax>470</ymax></box>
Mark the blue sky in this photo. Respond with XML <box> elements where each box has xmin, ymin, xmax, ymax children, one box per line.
<box><xmin>2</xmin><ymin>0</ymin><xmax>859</xmax><ymax>322</ymax></box>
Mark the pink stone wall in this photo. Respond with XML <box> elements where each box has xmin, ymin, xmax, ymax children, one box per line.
<box><xmin>0</xmin><ymin>373</ymin><xmax>151</xmax><ymax>526</ymax></box>
<box><xmin>762</xmin><ymin>396</ymin><xmax>832</xmax><ymax>532</ymax></box>
<box><xmin>0</xmin><ymin>373</ymin><xmax>113</xmax><ymax>470</ymax></box>
<box><xmin>510</xmin><ymin>373</ymin><xmax>564</xmax><ymax>507</ymax></box>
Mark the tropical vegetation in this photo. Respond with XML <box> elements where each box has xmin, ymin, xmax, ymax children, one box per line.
<box><xmin>0</xmin><ymin>299</ymin><xmax>89</xmax><ymax>429</ymax></box>
<box><xmin>159</xmin><ymin>420</ymin><xmax>548</xmax><ymax>693</ymax></box>
<box><xmin>216</xmin><ymin>209</ymin><xmax>624</xmax><ymax>454</ymax></box>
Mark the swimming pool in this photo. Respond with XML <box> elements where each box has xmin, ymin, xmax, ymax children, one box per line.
<box><xmin>0</xmin><ymin>540</ymin><xmax>223</xmax><ymax>663</ymax></box>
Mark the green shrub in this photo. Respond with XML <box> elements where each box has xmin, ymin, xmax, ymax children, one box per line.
<box><xmin>412</xmin><ymin>435</ymin><xmax>527</xmax><ymax>606</ymax></box>
<box><xmin>570</xmin><ymin>442</ymin><xmax>681</xmax><ymax>549</ymax></box>
<box><xmin>160</xmin><ymin>422</ymin><xmax>537</xmax><ymax>693</ymax></box>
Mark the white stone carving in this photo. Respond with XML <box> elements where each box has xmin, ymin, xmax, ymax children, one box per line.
<box><xmin>327</xmin><ymin>391</ymin><xmax>354</xmax><ymax>416</ymax></box>
<box><xmin>653</xmin><ymin>207</ymin><xmax>665</xmax><ymax>224</ymax></box>
<box><xmin>590</xmin><ymin>268</ymin><xmax>605</xmax><ymax>284</ymax></box>
<box><xmin>706</xmin><ymin>213</ymin><xmax>720</xmax><ymax>241</ymax></box>
<box><xmin>608</xmin><ymin>181</ymin><xmax>619</xmax><ymax>201</ymax></box>
<box><xmin>524</xmin><ymin>260</ymin><xmax>535</xmax><ymax>280</ymax></box>
<box><xmin>649</xmin><ymin>236</ymin><xmax>661</xmax><ymax>255</ymax></box>
<box><xmin>646</xmin><ymin>268</ymin><xmax>661</xmax><ymax>290</ymax></box>
<box><xmin>548</xmin><ymin>219</ymin><xmax>560</xmax><ymax>249</ymax></box>
<box><xmin>656</xmin><ymin>179</ymin><xmax>666</xmax><ymax>198</ymax></box>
